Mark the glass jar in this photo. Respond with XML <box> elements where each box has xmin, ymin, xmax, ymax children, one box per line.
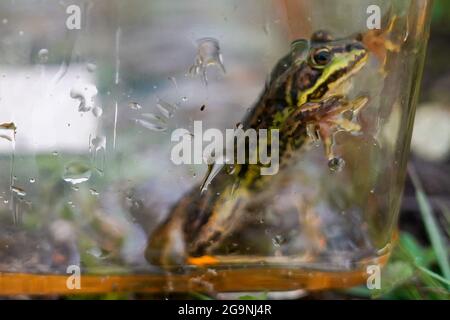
<box><xmin>0</xmin><ymin>0</ymin><xmax>432</xmax><ymax>295</ymax></box>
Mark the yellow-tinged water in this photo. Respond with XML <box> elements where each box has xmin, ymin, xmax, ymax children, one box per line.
<box><xmin>0</xmin><ymin>253</ymin><xmax>389</xmax><ymax>296</ymax></box>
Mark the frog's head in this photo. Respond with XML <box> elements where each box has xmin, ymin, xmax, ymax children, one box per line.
<box><xmin>289</xmin><ymin>31</ymin><xmax>368</xmax><ymax>106</ymax></box>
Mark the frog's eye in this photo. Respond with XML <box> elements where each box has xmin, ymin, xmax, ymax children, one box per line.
<box><xmin>311</xmin><ymin>48</ymin><xmax>332</xmax><ymax>66</ymax></box>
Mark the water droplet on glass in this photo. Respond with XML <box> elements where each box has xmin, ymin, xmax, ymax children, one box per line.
<box><xmin>87</xmin><ymin>247</ymin><xmax>103</xmax><ymax>258</ymax></box>
<box><xmin>89</xmin><ymin>188</ymin><xmax>99</xmax><ymax>196</ymax></box>
<box><xmin>306</xmin><ymin>124</ymin><xmax>320</xmax><ymax>143</ymax></box>
<box><xmin>86</xmin><ymin>63</ymin><xmax>97</xmax><ymax>72</ymax></box>
<box><xmin>168</xmin><ymin>76</ymin><xmax>178</xmax><ymax>89</ymax></box>
<box><xmin>91</xmin><ymin>136</ymin><xmax>106</xmax><ymax>151</ymax></box>
<box><xmin>272</xmin><ymin>235</ymin><xmax>284</xmax><ymax>247</ymax></box>
<box><xmin>3</xmin><ymin>199</ymin><xmax>8</xmax><ymax>204</ymax></box>
<box><xmin>200</xmin><ymin>156</ymin><xmax>226</xmax><ymax>193</ymax></box>
<box><xmin>134</xmin><ymin>119</ymin><xmax>167</xmax><ymax>132</ymax></box>
<box><xmin>328</xmin><ymin>157</ymin><xmax>345</xmax><ymax>172</ymax></box>
<box><xmin>0</xmin><ymin>122</ymin><xmax>16</xmax><ymax>142</ymax></box>
<box><xmin>70</xmin><ymin>83</ymin><xmax>98</xmax><ymax>112</ymax></box>
<box><xmin>62</xmin><ymin>161</ymin><xmax>92</xmax><ymax>185</ymax></box>
<box><xmin>52</xmin><ymin>151</ymin><xmax>59</xmax><ymax>156</ymax></box>
<box><xmin>29</xmin><ymin>178</ymin><xmax>36</xmax><ymax>184</ymax></box>
<box><xmin>0</xmin><ymin>122</ymin><xmax>17</xmax><ymax>131</ymax></box>
<box><xmin>92</xmin><ymin>106</ymin><xmax>103</xmax><ymax>117</ymax></box>
<box><xmin>226</xmin><ymin>164</ymin><xmax>236</xmax><ymax>175</ymax></box>
<box><xmin>181</xmin><ymin>96</ymin><xmax>188</xmax><ymax>102</ymax></box>
<box><xmin>38</xmin><ymin>49</ymin><xmax>49</xmax><ymax>64</ymax></box>
<box><xmin>141</xmin><ymin>113</ymin><xmax>166</xmax><ymax>124</ymax></box>
<box><xmin>189</xmin><ymin>37</ymin><xmax>226</xmax><ymax>85</ymax></box>
<box><xmin>11</xmin><ymin>186</ymin><xmax>26</xmax><ymax>197</ymax></box>
<box><xmin>156</xmin><ymin>99</ymin><xmax>177</xmax><ymax>119</ymax></box>
<box><xmin>262</xmin><ymin>23</ymin><xmax>270</xmax><ymax>36</ymax></box>
<box><xmin>128</xmin><ymin>102</ymin><xmax>142</xmax><ymax>110</ymax></box>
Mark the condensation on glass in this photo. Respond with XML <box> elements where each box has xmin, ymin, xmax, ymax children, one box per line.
<box><xmin>0</xmin><ymin>0</ymin><xmax>432</xmax><ymax>295</ymax></box>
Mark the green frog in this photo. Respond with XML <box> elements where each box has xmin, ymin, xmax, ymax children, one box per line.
<box><xmin>146</xmin><ymin>31</ymin><xmax>369</xmax><ymax>267</ymax></box>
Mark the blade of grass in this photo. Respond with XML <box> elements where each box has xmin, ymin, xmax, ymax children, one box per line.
<box><xmin>392</xmin><ymin>232</ymin><xmax>448</xmax><ymax>299</ymax></box>
<box><xmin>398</xmin><ymin>232</ymin><xmax>436</xmax><ymax>267</ymax></box>
<box><xmin>190</xmin><ymin>292</ymin><xmax>214</xmax><ymax>300</ymax></box>
<box><xmin>396</xmin><ymin>234</ymin><xmax>448</xmax><ymax>299</ymax></box>
<box><xmin>408</xmin><ymin>165</ymin><xmax>450</xmax><ymax>285</ymax></box>
<box><xmin>373</xmin><ymin>261</ymin><xmax>415</xmax><ymax>298</ymax></box>
<box><xmin>417</xmin><ymin>266</ymin><xmax>450</xmax><ymax>286</ymax></box>
<box><xmin>414</xmin><ymin>266</ymin><xmax>449</xmax><ymax>299</ymax></box>
<box><xmin>436</xmin><ymin>200</ymin><xmax>450</xmax><ymax>237</ymax></box>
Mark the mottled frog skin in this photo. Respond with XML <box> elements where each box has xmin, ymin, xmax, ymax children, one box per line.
<box><xmin>146</xmin><ymin>31</ymin><xmax>369</xmax><ymax>267</ymax></box>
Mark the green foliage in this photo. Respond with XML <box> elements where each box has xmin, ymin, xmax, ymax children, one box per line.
<box><xmin>190</xmin><ymin>292</ymin><xmax>214</xmax><ymax>300</ymax></box>
<box><xmin>346</xmin><ymin>168</ymin><xmax>450</xmax><ymax>300</ymax></box>
<box><xmin>239</xmin><ymin>292</ymin><xmax>268</xmax><ymax>300</ymax></box>
<box><xmin>67</xmin><ymin>292</ymin><xmax>133</xmax><ymax>300</ymax></box>
<box><xmin>432</xmin><ymin>0</ymin><xmax>450</xmax><ymax>26</ymax></box>
<box><xmin>189</xmin><ymin>292</ymin><xmax>268</xmax><ymax>300</ymax></box>
<box><xmin>409</xmin><ymin>167</ymin><xmax>450</xmax><ymax>285</ymax></box>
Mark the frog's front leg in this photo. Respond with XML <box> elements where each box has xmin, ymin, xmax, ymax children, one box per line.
<box><xmin>289</xmin><ymin>95</ymin><xmax>368</xmax><ymax>161</ymax></box>
<box><xmin>317</xmin><ymin>96</ymin><xmax>368</xmax><ymax>161</ymax></box>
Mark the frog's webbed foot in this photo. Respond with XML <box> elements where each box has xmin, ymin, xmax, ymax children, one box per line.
<box><xmin>318</xmin><ymin>96</ymin><xmax>368</xmax><ymax>161</ymax></box>
<box><xmin>333</xmin><ymin>96</ymin><xmax>368</xmax><ymax>131</ymax></box>
<box><xmin>362</xmin><ymin>14</ymin><xmax>403</xmax><ymax>75</ymax></box>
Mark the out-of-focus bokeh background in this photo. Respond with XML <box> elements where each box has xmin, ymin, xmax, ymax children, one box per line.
<box><xmin>405</xmin><ymin>0</ymin><xmax>450</xmax><ymax>218</ymax></box>
<box><xmin>311</xmin><ymin>0</ymin><xmax>450</xmax><ymax>300</ymax></box>
<box><xmin>373</xmin><ymin>0</ymin><xmax>450</xmax><ymax>300</ymax></box>
<box><xmin>326</xmin><ymin>0</ymin><xmax>450</xmax><ymax>300</ymax></box>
